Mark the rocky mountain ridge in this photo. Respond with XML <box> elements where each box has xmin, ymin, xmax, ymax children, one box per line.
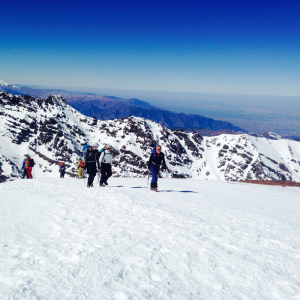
<box><xmin>1</xmin><ymin>91</ymin><xmax>300</xmax><ymax>183</ymax></box>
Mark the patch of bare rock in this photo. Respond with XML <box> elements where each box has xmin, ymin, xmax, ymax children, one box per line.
<box><xmin>239</xmin><ymin>180</ymin><xmax>300</xmax><ymax>187</ymax></box>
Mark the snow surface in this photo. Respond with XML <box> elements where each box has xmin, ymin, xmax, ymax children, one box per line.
<box><xmin>1</xmin><ymin>177</ymin><xmax>300</xmax><ymax>299</ymax></box>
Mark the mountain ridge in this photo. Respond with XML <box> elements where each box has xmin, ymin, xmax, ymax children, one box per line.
<box><xmin>1</xmin><ymin>91</ymin><xmax>300</xmax><ymax>183</ymax></box>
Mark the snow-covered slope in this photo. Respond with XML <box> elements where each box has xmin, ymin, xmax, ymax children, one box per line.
<box><xmin>1</xmin><ymin>91</ymin><xmax>300</xmax><ymax>182</ymax></box>
<box><xmin>1</xmin><ymin>177</ymin><xmax>300</xmax><ymax>299</ymax></box>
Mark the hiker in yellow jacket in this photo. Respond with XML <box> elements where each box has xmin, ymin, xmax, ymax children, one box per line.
<box><xmin>77</xmin><ymin>158</ymin><xmax>85</xmax><ymax>179</ymax></box>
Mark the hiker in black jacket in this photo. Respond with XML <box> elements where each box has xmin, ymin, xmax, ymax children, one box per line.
<box><xmin>147</xmin><ymin>145</ymin><xmax>166</xmax><ymax>191</ymax></box>
<box><xmin>0</xmin><ymin>164</ymin><xmax>3</xmax><ymax>183</ymax></box>
<box><xmin>85</xmin><ymin>142</ymin><xmax>100</xmax><ymax>187</ymax></box>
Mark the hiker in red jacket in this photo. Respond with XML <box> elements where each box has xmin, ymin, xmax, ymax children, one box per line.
<box><xmin>25</xmin><ymin>157</ymin><xmax>33</xmax><ymax>179</ymax></box>
<box><xmin>59</xmin><ymin>162</ymin><xmax>66</xmax><ymax>178</ymax></box>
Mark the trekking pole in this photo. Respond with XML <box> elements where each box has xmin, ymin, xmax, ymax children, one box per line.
<box><xmin>147</xmin><ymin>171</ymin><xmax>150</xmax><ymax>186</ymax></box>
<box><xmin>98</xmin><ymin>171</ymin><xmax>101</xmax><ymax>185</ymax></box>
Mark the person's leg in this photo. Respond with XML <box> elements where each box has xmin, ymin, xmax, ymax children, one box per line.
<box><xmin>27</xmin><ymin>167</ymin><xmax>32</xmax><ymax>179</ymax></box>
<box><xmin>106</xmin><ymin>165</ymin><xmax>112</xmax><ymax>183</ymax></box>
<box><xmin>78</xmin><ymin>168</ymin><xmax>83</xmax><ymax>179</ymax></box>
<box><xmin>150</xmin><ymin>165</ymin><xmax>159</xmax><ymax>189</ymax></box>
<box><xmin>90</xmin><ymin>174</ymin><xmax>96</xmax><ymax>186</ymax></box>
<box><xmin>62</xmin><ymin>171</ymin><xmax>65</xmax><ymax>178</ymax></box>
<box><xmin>22</xmin><ymin>169</ymin><xmax>28</xmax><ymax>179</ymax></box>
<box><xmin>100</xmin><ymin>166</ymin><xmax>106</xmax><ymax>185</ymax></box>
<box><xmin>102</xmin><ymin>163</ymin><xmax>111</xmax><ymax>184</ymax></box>
<box><xmin>88</xmin><ymin>174</ymin><xmax>95</xmax><ymax>186</ymax></box>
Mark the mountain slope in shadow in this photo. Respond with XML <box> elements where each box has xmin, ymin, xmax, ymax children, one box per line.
<box><xmin>68</xmin><ymin>99</ymin><xmax>247</xmax><ymax>132</ymax></box>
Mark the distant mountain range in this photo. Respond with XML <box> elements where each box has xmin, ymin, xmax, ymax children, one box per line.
<box><xmin>0</xmin><ymin>80</ymin><xmax>246</xmax><ymax>133</ymax></box>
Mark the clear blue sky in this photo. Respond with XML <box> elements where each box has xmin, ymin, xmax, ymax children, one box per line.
<box><xmin>0</xmin><ymin>0</ymin><xmax>299</xmax><ymax>96</ymax></box>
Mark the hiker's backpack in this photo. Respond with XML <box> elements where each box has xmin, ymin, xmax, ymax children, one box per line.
<box><xmin>83</xmin><ymin>144</ymin><xmax>105</xmax><ymax>157</ymax></box>
<box><xmin>29</xmin><ymin>158</ymin><xmax>35</xmax><ymax>167</ymax></box>
<box><xmin>83</xmin><ymin>145</ymin><xmax>90</xmax><ymax>157</ymax></box>
<box><xmin>81</xmin><ymin>160</ymin><xmax>85</xmax><ymax>167</ymax></box>
<box><xmin>151</xmin><ymin>147</ymin><xmax>156</xmax><ymax>157</ymax></box>
<box><xmin>151</xmin><ymin>142</ymin><xmax>160</xmax><ymax>158</ymax></box>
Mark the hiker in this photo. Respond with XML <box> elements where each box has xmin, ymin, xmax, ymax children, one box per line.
<box><xmin>77</xmin><ymin>158</ymin><xmax>85</xmax><ymax>179</ymax></box>
<box><xmin>99</xmin><ymin>145</ymin><xmax>113</xmax><ymax>187</ymax></box>
<box><xmin>24</xmin><ymin>155</ymin><xmax>34</xmax><ymax>179</ymax></box>
<box><xmin>147</xmin><ymin>145</ymin><xmax>166</xmax><ymax>191</ymax></box>
<box><xmin>84</xmin><ymin>142</ymin><xmax>100</xmax><ymax>187</ymax></box>
<box><xmin>27</xmin><ymin>155</ymin><xmax>35</xmax><ymax>179</ymax></box>
<box><xmin>59</xmin><ymin>162</ymin><xmax>65</xmax><ymax>178</ymax></box>
<box><xmin>0</xmin><ymin>164</ymin><xmax>3</xmax><ymax>183</ymax></box>
<box><xmin>21</xmin><ymin>155</ymin><xmax>29</xmax><ymax>179</ymax></box>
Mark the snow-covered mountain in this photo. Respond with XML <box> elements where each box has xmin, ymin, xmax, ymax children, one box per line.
<box><xmin>0</xmin><ymin>80</ymin><xmax>20</xmax><ymax>90</ymax></box>
<box><xmin>1</xmin><ymin>91</ymin><xmax>300</xmax><ymax>182</ymax></box>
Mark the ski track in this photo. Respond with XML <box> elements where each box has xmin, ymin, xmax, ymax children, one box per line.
<box><xmin>0</xmin><ymin>178</ymin><xmax>300</xmax><ymax>299</ymax></box>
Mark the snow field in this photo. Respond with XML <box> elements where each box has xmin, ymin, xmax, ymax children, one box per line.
<box><xmin>0</xmin><ymin>178</ymin><xmax>300</xmax><ymax>299</ymax></box>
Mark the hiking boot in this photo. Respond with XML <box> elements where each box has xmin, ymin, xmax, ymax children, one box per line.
<box><xmin>100</xmin><ymin>184</ymin><xmax>106</xmax><ymax>187</ymax></box>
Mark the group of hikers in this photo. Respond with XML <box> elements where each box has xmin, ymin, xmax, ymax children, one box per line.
<box><xmin>82</xmin><ymin>143</ymin><xmax>166</xmax><ymax>191</ymax></box>
<box><xmin>18</xmin><ymin>143</ymin><xmax>166</xmax><ymax>191</ymax></box>
<box><xmin>83</xmin><ymin>143</ymin><xmax>115</xmax><ymax>187</ymax></box>
<box><xmin>21</xmin><ymin>155</ymin><xmax>35</xmax><ymax>179</ymax></box>
<box><xmin>71</xmin><ymin>143</ymin><xmax>166</xmax><ymax>191</ymax></box>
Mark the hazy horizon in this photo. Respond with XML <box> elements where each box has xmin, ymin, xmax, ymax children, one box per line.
<box><xmin>18</xmin><ymin>83</ymin><xmax>300</xmax><ymax>136</ymax></box>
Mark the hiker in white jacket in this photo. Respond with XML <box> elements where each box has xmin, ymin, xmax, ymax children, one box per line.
<box><xmin>99</xmin><ymin>145</ymin><xmax>113</xmax><ymax>186</ymax></box>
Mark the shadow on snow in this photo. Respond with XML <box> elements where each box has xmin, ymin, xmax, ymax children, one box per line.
<box><xmin>110</xmin><ymin>186</ymin><xmax>198</xmax><ymax>193</ymax></box>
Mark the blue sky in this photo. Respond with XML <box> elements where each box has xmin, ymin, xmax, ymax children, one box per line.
<box><xmin>0</xmin><ymin>0</ymin><xmax>299</xmax><ymax>96</ymax></box>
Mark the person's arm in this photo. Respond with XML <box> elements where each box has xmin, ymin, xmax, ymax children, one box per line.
<box><xmin>96</xmin><ymin>152</ymin><xmax>101</xmax><ymax>169</ymax></box>
<box><xmin>98</xmin><ymin>152</ymin><xmax>104</xmax><ymax>168</ymax></box>
<box><xmin>162</xmin><ymin>153</ymin><xmax>167</xmax><ymax>171</ymax></box>
<box><xmin>147</xmin><ymin>153</ymin><xmax>153</xmax><ymax>170</ymax></box>
<box><xmin>84</xmin><ymin>150</ymin><xmax>89</xmax><ymax>168</ymax></box>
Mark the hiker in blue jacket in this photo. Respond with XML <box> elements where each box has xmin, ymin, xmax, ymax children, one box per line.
<box><xmin>21</xmin><ymin>155</ymin><xmax>29</xmax><ymax>179</ymax></box>
<box><xmin>147</xmin><ymin>145</ymin><xmax>166</xmax><ymax>191</ymax></box>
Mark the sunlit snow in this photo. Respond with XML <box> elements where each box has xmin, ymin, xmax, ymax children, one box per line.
<box><xmin>0</xmin><ymin>177</ymin><xmax>300</xmax><ymax>299</ymax></box>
